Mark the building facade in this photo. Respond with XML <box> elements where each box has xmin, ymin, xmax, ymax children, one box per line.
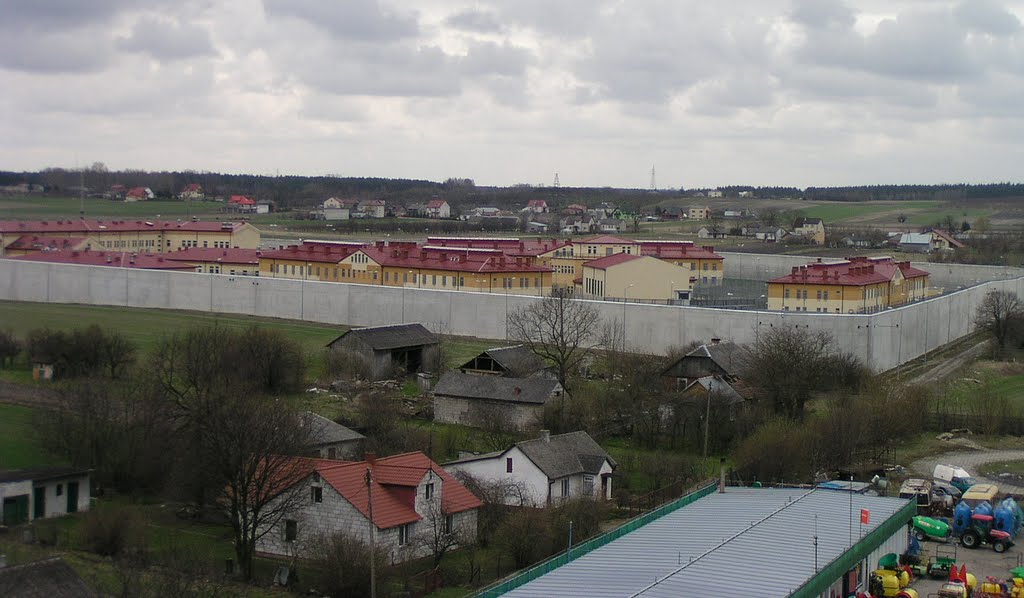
<box><xmin>768</xmin><ymin>256</ymin><xmax>930</xmax><ymax>313</ymax></box>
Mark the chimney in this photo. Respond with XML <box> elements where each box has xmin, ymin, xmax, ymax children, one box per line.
<box><xmin>540</xmin><ymin>429</ymin><xmax>550</xmax><ymax>442</ymax></box>
<box><xmin>364</xmin><ymin>452</ymin><xmax>377</xmax><ymax>465</ymax></box>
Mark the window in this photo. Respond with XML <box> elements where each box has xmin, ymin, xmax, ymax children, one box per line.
<box><xmin>561</xmin><ymin>478</ymin><xmax>570</xmax><ymax>497</ymax></box>
<box><xmin>444</xmin><ymin>514</ymin><xmax>454</xmax><ymax>534</ymax></box>
<box><xmin>824</xmin><ymin>291</ymin><xmax>829</xmax><ymax>301</ymax></box>
<box><xmin>816</xmin><ymin>290</ymin><xmax>822</xmax><ymax>300</ymax></box>
<box><xmin>285</xmin><ymin>520</ymin><xmax>297</xmax><ymax>542</ymax></box>
<box><xmin>56</xmin><ymin>484</ymin><xmax>63</xmax><ymax>496</ymax></box>
<box><xmin>311</xmin><ymin>487</ymin><xmax>322</xmax><ymax>503</ymax></box>
<box><xmin>583</xmin><ymin>475</ymin><xmax>595</xmax><ymax>495</ymax></box>
<box><xmin>506</xmin><ymin>457</ymin><xmax>513</xmax><ymax>473</ymax></box>
<box><xmin>432</xmin><ymin>275</ymin><xmax>437</xmax><ymax>285</ymax></box>
<box><xmin>784</xmin><ymin>289</ymin><xmax>790</xmax><ymax>299</ymax></box>
<box><xmin>425</xmin><ymin>482</ymin><xmax>435</xmax><ymax>500</ymax></box>
<box><xmin>703</xmin><ymin>263</ymin><xmax>708</xmax><ymax>270</ymax></box>
<box><xmin>690</xmin><ymin>263</ymin><xmax>696</xmax><ymax>270</ymax></box>
<box><xmin>605</xmin><ymin>248</ymin><xmax>613</xmax><ymax>256</ymax></box>
<box><xmin>398</xmin><ymin>523</ymin><xmax>412</xmax><ymax>546</ymax></box>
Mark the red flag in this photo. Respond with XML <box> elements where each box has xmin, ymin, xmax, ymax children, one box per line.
<box><xmin>860</xmin><ymin>508</ymin><xmax>870</xmax><ymax>525</ymax></box>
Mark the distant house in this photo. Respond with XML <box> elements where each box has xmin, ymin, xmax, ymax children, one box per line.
<box><xmin>179</xmin><ymin>183</ymin><xmax>204</xmax><ymax>200</ymax></box>
<box><xmin>662</xmin><ymin>340</ymin><xmax>745</xmax><ymax>389</ymax></box>
<box><xmin>457</xmin><ymin>345</ymin><xmax>551</xmax><ymax>378</ymax></box>
<box><xmin>124</xmin><ymin>187</ymin><xmax>153</xmax><ymax>202</ymax></box>
<box><xmin>256</xmin><ymin>452</ymin><xmax>481</xmax><ymax>564</ymax></box>
<box><xmin>425</xmin><ymin>200</ymin><xmax>451</xmax><ymax>219</ymax></box>
<box><xmin>526</xmin><ymin>221</ymin><xmax>550</xmax><ymax>234</ymax></box>
<box><xmin>472</xmin><ymin>207</ymin><xmax>501</xmax><ymax>218</ymax></box>
<box><xmin>738</xmin><ymin>191</ymin><xmax>754</xmax><ymax>198</ymax></box>
<box><xmin>597</xmin><ymin>218</ymin><xmax>624</xmax><ymax>233</ymax></box>
<box><xmin>661</xmin><ymin>206</ymin><xmax>685</xmax><ymax>220</ymax></box>
<box><xmin>688</xmin><ymin>206</ymin><xmax>711</xmax><ymax>220</ymax></box>
<box><xmin>930</xmin><ymin>229</ymin><xmax>965</xmax><ymax>251</ymax></box>
<box><xmin>842</xmin><ymin>236</ymin><xmax>873</xmax><ymax>248</ymax></box>
<box><xmin>0</xmin><ymin>558</ymin><xmax>96</xmax><ymax>597</ymax></box>
<box><xmin>743</xmin><ymin>225</ymin><xmax>787</xmax><ymax>242</ymax></box>
<box><xmin>0</xmin><ymin>467</ymin><xmax>91</xmax><ymax>526</ymax></box>
<box><xmin>723</xmin><ymin>209</ymin><xmax>744</xmax><ymax>218</ymax></box>
<box><xmin>526</xmin><ymin>199</ymin><xmax>549</xmax><ymax>214</ymax></box>
<box><xmin>444</xmin><ymin>430</ymin><xmax>616</xmax><ymax>507</ymax></box>
<box><xmin>678</xmin><ymin>375</ymin><xmax>747</xmax><ymax>408</ymax></box>
<box><xmin>312</xmin><ymin>207</ymin><xmax>350</xmax><ymax>221</ymax></box>
<box><xmin>792</xmin><ymin>217</ymin><xmax>826</xmax><ymax>245</ymax></box>
<box><xmin>301</xmin><ymin>411</ymin><xmax>365</xmax><ymax>460</ymax></box>
<box><xmin>432</xmin><ymin>371</ymin><xmax>562</xmax><ymax>431</ymax></box>
<box><xmin>707</xmin><ymin>190</ymin><xmax>724</xmax><ymax>198</ymax></box>
<box><xmin>322</xmin><ymin>197</ymin><xmax>343</xmax><ymax>209</ymax></box>
<box><xmin>697</xmin><ymin>227</ymin><xmax>727</xmax><ymax>240</ymax></box>
<box><xmin>326</xmin><ymin>323</ymin><xmax>440</xmax><ymax>380</ymax></box>
<box><xmin>560</xmin><ymin>214</ymin><xmax>595</xmax><ymax>234</ymax></box>
<box><xmin>898</xmin><ymin>232</ymin><xmax>932</xmax><ymax>253</ymax></box>
<box><xmin>563</xmin><ymin>204</ymin><xmax>588</xmax><ymax>215</ymax></box>
<box><xmin>359</xmin><ymin>199</ymin><xmax>386</xmax><ymax>219</ymax></box>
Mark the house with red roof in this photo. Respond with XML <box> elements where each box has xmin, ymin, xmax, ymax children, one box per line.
<box><xmin>179</xmin><ymin>184</ymin><xmax>204</xmax><ymax>200</ymax></box>
<box><xmin>425</xmin><ymin>199</ymin><xmax>451</xmax><ymax>219</ymax></box>
<box><xmin>358</xmin><ymin>199</ymin><xmax>387</xmax><ymax>219</ymax></box>
<box><xmin>124</xmin><ymin>187</ymin><xmax>153</xmax><ymax>202</ymax></box>
<box><xmin>767</xmin><ymin>256</ymin><xmax>930</xmax><ymax>313</ymax></box>
<box><xmin>255</xmin><ymin>451</ymin><xmax>481</xmax><ymax>563</ymax></box>
<box><xmin>525</xmin><ymin>199</ymin><xmax>548</xmax><ymax>214</ymax></box>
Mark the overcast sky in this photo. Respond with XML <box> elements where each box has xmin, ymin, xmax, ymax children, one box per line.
<box><xmin>3</xmin><ymin>0</ymin><xmax>1024</xmax><ymax>189</ymax></box>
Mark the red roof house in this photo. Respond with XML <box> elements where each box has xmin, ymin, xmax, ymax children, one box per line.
<box><xmin>255</xmin><ymin>451</ymin><xmax>481</xmax><ymax>563</ymax></box>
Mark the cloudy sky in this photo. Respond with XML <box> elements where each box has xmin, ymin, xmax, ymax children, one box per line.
<box><xmin>2</xmin><ymin>0</ymin><xmax>1024</xmax><ymax>188</ymax></box>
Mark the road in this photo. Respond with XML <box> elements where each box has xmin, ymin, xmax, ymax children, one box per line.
<box><xmin>911</xmin><ymin>449</ymin><xmax>1024</xmax><ymax>495</ymax></box>
<box><xmin>908</xmin><ymin>337</ymin><xmax>991</xmax><ymax>385</ymax></box>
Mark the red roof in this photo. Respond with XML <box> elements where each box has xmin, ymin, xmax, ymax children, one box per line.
<box><xmin>769</xmin><ymin>256</ymin><xmax>930</xmax><ymax>287</ymax></box>
<box><xmin>931</xmin><ymin>229</ymin><xmax>965</xmax><ymax>249</ymax></box>
<box><xmin>527</xmin><ymin>199</ymin><xmax>547</xmax><ymax>207</ymax></box>
<box><xmin>164</xmin><ymin>247</ymin><xmax>260</xmax><ymax>265</ymax></box>
<box><xmin>583</xmin><ymin>253</ymin><xmax>643</xmax><ymax>270</ymax></box>
<box><xmin>7</xmin><ymin>249</ymin><xmax>196</xmax><ymax>270</ymax></box>
<box><xmin>639</xmin><ymin>240</ymin><xmax>723</xmax><ymax>260</ymax></box>
<box><xmin>260</xmin><ymin>241</ymin><xmax>364</xmax><ymax>264</ymax></box>
<box><xmin>0</xmin><ymin>218</ymin><xmax>247</xmax><ymax>234</ymax></box>
<box><xmin>425</xmin><ymin>236</ymin><xmax>570</xmax><ymax>257</ymax></box>
<box><xmin>292</xmin><ymin>452</ymin><xmax>481</xmax><ymax>530</ymax></box>
<box><xmin>5</xmin><ymin>235</ymin><xmax>91</xmax><ymax>252</ymax></box>
<box><xmin>426</xmin><ymin>200</ymin><xmax>448</xmax><ymax>209</ymax></box>
<box><xmin>580</xmin><ymin>235</ymin><xmax>635</xmax><ymax>245</ymax></box>
<box><xmin>182</xmin><ymin>183</ymin><xmax>202</xmax><ymax>193</ymax></box>
<box><xmin>229</xmin><ymin>195</ymin><xmax>254</xmax><ymax>205</ymax></box>
<box><xmin>362</xmin><ymin>244</ymin><xmax>553</xmax><ymax>274</ymax></box>
<box><xmin>126</xmin><ymin>187</ymin><xmax>148</xmax><ymax>198</ymax></box>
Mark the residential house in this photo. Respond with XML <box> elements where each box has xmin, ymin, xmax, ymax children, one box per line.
<box><xmin>723</xmin><ymin>209</ymin><xmax>744</xmax><ymax>218</ymax></box>
<box><xmin>707</xmin><ymin>190</ymin><xmax>724</xmax><ymax>198</ymax></box>
<box><xmin>578</xmin><ymin>254</ymin><xmax>698</xmax><ymax>301</ymax></box>
<box><xmin>443</xmin><ymin>430</ymin><xmax>616</xmax><ymax>507</ymax></box>
<box><xmin>897</xmin><ymin>232</ymin><xmax>932</xmax><ymax>253</ymax></box>
<box><xmin>425</xmin><ymin>200</ymin><xmax>451</xmax><ymax>219</ymax></box>
<box><xmin>0</xmin><ymin>558</ymin><xmax>97</xmax><ymax>597</ymax></box>
<box><xmin>0</xmin><ymin>219</ymin><xmax>260</xmax><ymax>255</ymax></box>
<box><xmin>767</xmin><ymin>256</ymin><xmax>930</xmax><ymax>313</ymax></box>
<box><xmin>696</xmin><ymin>226</ymin><xmax>727</xmax><ymax>240</ymax></box>
<box><xmin>597</xmin><ymin>218</ymin><xmax>624</xmax><ymax>233</ymax></box>
<box><xmin>743</xmin><ymin>225</ymin><xmax>787</xmax><ymax>242</ymax></box>
<box><xmin>301</xmin><ymin>411</ymin><xmax>364</xmax><ymax>460</ymax></box>
<box><xmin>842</xmin><ymin>236</ymin><xmax>873</xmax><ymax>248</ymax></box>
<box><xmin>457</xmin><ymin>345</ymin><xmax>551</xmax><ymax>378</ymax></box>
<box><xmin>563</xmin><ymin>204</ymin><xmax>588</xmax><ymax>215</ymax></box>
<box><xmin>472</xmin><ymin>207</ymin><xmax>501</xmax><ymax>218</ymax></box>
<box><xmin>688</xmin><ymin>206</ymin><xmax>711</xmax><ymax>220</ymax></box>
<box><xmin>0</xmin><ymin>467</ymin><xmax>91</xmax><ymax>526</ymax></box>
<box><xmin>358</xmin><ymin>199</ymin><xmax>386</xmax><ymax>219</ymax></box>
<box><xmin>661</xmin><ymin>206</ymin><xmax>685</xmax><ymax>220</ymax></box>
<box><xmin>560</xmin><ymin>213</ymin><xmax>595</xmax><ymax>235</ymax></box>
<box><xmin>792</xmin><ymin>217</ymin><xmax>826</xmax><ymax>245</ymax></box>
<box><xmin>124</xmin><ymin>187</ymin><xmax>153</xmax><ymax>201</ymax></box>
<box><xmin>322</xmin><ymin>197</ymin><xmax>343</xmax><ymax>209</ymax></box>
<box><xmin>526</xmin><ymin>199</ymin><xmax>548</xmax><ymax>214</ymax></box>
<box><xmin>179</xmin><ymin>183</ymin><xmax>204</xmax><ymax>200</ymax></box>
<box><xmin>227</xmin><ymin>195</ymin><xmax>257</xmax><ymax>212</ymax></box>
<box><xmin>662</xmin><ymin>340</ymin><xmax>745</xmax><ymax>389</ymax></box>
<box><xmin>526</xmin><ymin>221</ymin><xmax>549</xmax><ymax>234</ymax></box>
<box><xmin>256</xmin><ymin>453</ymin><xmax>481</xmax><ymax>564</ymax></box>
<box><xmin>738</xmin><ymin>191</ymin><xmax>754</xmax><ymax>198</ymax></box>
<box><xmin>432</xmin><ymin>371</ymin><xmax>562</xmax><ymax>431</ymax></box>
<box><xmin>326</xmin><ymin>323</ymin><xmax>440</xmax><ymax>380</ymax></box>
<box><xmin>930</xmin><ymin>229</ymin><xmax>965</xmax><ymax>251</ymax></box>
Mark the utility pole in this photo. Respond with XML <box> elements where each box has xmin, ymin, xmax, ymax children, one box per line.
<box><xmin>703</xmin><ymin>379</ymin><xmax>713</xmax><ymax>458</ymax></box>
<box><xmin>366</xmin><ymin>468</ymin><xmax>376</xmax><ymax>598</ymax></box>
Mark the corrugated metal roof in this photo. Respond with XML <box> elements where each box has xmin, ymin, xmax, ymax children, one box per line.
<box><xmin>501</xmin><ymin>488</ymin><xmax>911</xmax><ymax>598</ymax></box>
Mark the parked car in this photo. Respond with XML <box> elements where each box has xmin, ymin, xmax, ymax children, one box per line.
<box><xmin>932</xmin><ymin>482</ymin><xmax>963</xmax><ymax>512</ymax></box>
<box><xmin>934</xmin><ymin>464</ymin><xmax>977</xmax><ymax>494</ymax></box>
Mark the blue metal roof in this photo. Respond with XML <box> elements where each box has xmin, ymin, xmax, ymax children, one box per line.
<box><xmin>499</xmin><ymin>488</ymin><xmax>912</xmax><ymax>598</ymax></box>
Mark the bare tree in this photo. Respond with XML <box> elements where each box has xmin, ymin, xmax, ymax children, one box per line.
<box><xmin>974</xmin><ymin>289</ymin><xmax>1024</xmax><ymax>356</ymax></box>
<box><xmin>507</xmin><ymin>288</ymin><xmax>602</xmax><ymax>394</ymax></box>
<box><xmin>0</xmin><ymin>329</ymin><xmax>21</xmax><ymax>368</ymax></box>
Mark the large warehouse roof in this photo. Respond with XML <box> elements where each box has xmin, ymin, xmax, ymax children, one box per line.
<box><xmin>493</xmin><ymin>487</ymin><xmax>913</xmax><ymax>598</ymax></box>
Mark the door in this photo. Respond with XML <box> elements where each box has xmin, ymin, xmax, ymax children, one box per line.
<box><xmin>66</xmin><ymin>481</ymin><xmax>79</xmax><ymax>513</ymax></box>
<box><xmin>33</xmin><ymin>486</ymin><xmax>45</xmax><ymax>519</ymax></box>
<box><xmin>2</xmin><ymin>495</ymin><xmax>29</xmax><ymax>525</ymax></box>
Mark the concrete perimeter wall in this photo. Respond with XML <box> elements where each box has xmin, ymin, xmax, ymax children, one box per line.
<box><xmin>2</xmin><ymin>259</ymin><xmax>1022</xmax><ymax>373</ymax></box>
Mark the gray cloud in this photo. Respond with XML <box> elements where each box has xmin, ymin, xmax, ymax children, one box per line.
<box><xmin>0</xmin><ymin>0</ymin><xmax>139</xmax><ymax>29</ymax></box>
<box><xmin>0</xmin><ymin>29</ymin><xmax>114</xmax><ymax>73</ymax></box>
<box><xmin>116</xmin><ymin>16</ymin><xmax>216</xmax><ymax>61</ymax></box>
<box><xmin>953</xmin><ymin>0</ymin><xmax>1021</xmax><ymax>36</ymax></box>
<box><xmin>445</xmin><ymin>9</ymin><xmax>503</xmax><ymax>33</ymax></box>
<box><xmin>262</xmin><ymin>0</ymin><xmax>418</xmax><ymax>41</ymax></box>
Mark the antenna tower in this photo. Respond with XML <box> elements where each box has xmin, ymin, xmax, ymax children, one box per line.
<box><xmin>553</xmin><ymin>173</ymin><xmax>560</xmax><ymax>188</ymax></box>
<box><xmin>650</xmin><ymin>165</ymin><xmax>656</xmax><ymax>191</ymax></box>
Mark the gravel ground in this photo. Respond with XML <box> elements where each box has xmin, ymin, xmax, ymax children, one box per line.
<box><xmin>910</xmin><ymin>449</ymin><xmax>1024</xmax><ymax>496</ymax></box>
<box><xmin>910</xmin><ymin>537</ymin><xmax>1024</xmax><ymax>595</ymax></box>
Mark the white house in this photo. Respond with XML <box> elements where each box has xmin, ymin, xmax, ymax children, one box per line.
<box><xmin>322</xmin><ymin>197</ymin><xmax>343</xmax><ymax>209</ymax></box>
<box><xmin>0</xmin><ymin>467</ymin><xmax>91</xmax><ymax>526</ymax></box>
<box><xmin>425</xmin><ymin>200</ymin><xmax>451</xmax><ymax>219</ymax></box>
<box><xmin>707</xmin><ymin>190</ymin><xmax>723</xmax><ymax>198</ymax></box>
<box><xmin>443</xmin><ymin>431</ymin><xmax>616</xmax><ymax>508</ymax></box>
<box><xmin>526</xmin><ymin>199</ymin><xmax>548</xmax><ymax>214</ymax></box>
<box><xmin>257</xmin><ymin>452</ymin><xmax>481</xmax><ymax>564</ymax></box>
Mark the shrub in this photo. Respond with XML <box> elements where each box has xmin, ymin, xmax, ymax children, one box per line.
<box><xmin>80</xmin><ymin>506</ymin><xmax>146</xmax><ymax>557</ymax></box>
<box><xmin>310</xmin><ymin>534</ymin><xmax>388</xmax><ymax>597</ymax></box>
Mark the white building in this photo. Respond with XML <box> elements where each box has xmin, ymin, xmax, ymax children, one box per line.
<box><xmin>0</xmin><ymin>467</ymin><xmax>91</xmax><ymax>525</ymax></box>
<box><xmin>257</xmin><ymin>452</ymin><xmax>481</xmax><ymax>564</ymax></box>
<box><xmin>444</xmin><ymin>431</ymin><xmax>615</xmax><ymax>508</ymax></box>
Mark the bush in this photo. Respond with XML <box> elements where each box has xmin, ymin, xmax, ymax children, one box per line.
<box><xmin>0</xmin><ymin>329</ymin><xmax>21</xmax><ymax>367</ymax></box>
<box><xmin>733</xmin><ymin>417</ymin><xmax>820</xmax><ymax>484</ymax></box>
<box><xmin>310</xmin><ymin>534</ymin><xmax>388</xmax><ymax>597</ymax></box>
<box><xmin>80</xmin><ymin>506</ymin><xmax>146</xmax><ymax>557</ymax></box>
<box><xmin>326</xmin><ymin>347</ymin><xmax>374</xmax><ymax>380</ymax></box>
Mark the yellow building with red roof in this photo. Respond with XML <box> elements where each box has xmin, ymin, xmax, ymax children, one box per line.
<box><xmin>767</xmin><ymin>256</ymin><xmax>930</xmax><ymax>313</ymax></box>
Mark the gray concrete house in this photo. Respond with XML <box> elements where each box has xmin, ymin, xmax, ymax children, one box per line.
<box><xmin>432</xmin><ymin>371</ymin><xmax>562</xmax><ymax>431</ymax></box>
<box><xmin>444</xmin><ymin>430</ymin><xmax>616</xmax><ymax>507</ymax></box>
<box><xmin>301</xmin><ymin>411</ymin><xmax>365</xmax><ymax>460</ymax></box>
<box><xmin>457</xmin><ymin>345</ymin><xmax>551</xmax><ymax>378</ymax></box>
<box><xmin>0</xmin><ymin>467</ymin><xmax>90</xmax><ymax>526</ymax></box>
<box><xmin>326</xmin><ymin>323</ymin><xmax>439</xmax><ymax>380</ymax></box>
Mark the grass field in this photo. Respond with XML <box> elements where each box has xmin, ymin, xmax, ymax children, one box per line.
<box><xmin>0</xmin><ymin>403</ymin><xmax>63</xmax><ymax>469</ymax></box>
<box><xmin>0</xmin><ymin>196</ymin><xmax>225</xmax><ymax>219</ymax></box>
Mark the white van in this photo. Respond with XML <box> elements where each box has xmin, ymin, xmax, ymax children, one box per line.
<box><xmin>933</xmin><ymin>464</ymin><xmax>977</xmax><ymax>493</ymax></box>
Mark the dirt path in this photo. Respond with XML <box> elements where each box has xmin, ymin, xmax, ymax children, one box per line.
<box><xmin>910</xmin><ymin>449</ymin><xmax>1024</xmax><ymax>495</ymax></box>
<box><xmin>908</xmin><ymin>338</ymin><xmax>991</xmax><ymax>385</ymax></box>
<box><xmin>0</xmin><ymin>380</ymin><xmax>61</xmax><ymax>410</ymax></box>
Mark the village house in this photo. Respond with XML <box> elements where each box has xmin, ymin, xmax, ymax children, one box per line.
<box><xmin>707</xmin><ymin>190</ymin><xmax>724</xmax><ymax>198</ymax></box>
<box><xmin>930</xmin><ymin>229</ymin><xmax>965</xmax><ymax>251</ymax></box>
<box><xmin>688</xmin><ymin>206</ymin><xmax>711</xmax><ymax>220</ymax></box>
<box><xmin>562</xmin><ymin>203</ymin><xmax>587</xmax><ymax>215</ymax></box>
<box><xmin>443</xmin><ymin>431</ymin><xmax>616</xmax><ymax>507</ymax></box>
<box><xmin>525</xmin><ymin>199</ymin><xmax>548</xmax><ymax>213</ymax></box>
<box><xmin>256</xmin><ymin>453</ymin><xmax>481</xmax><ymax>564</ymax></box>
<box><xmin>0</xmin><ymin>467</ymin><xmax>91</xmax><ymax>526</ymax></box>
<box><xmin>792</xmin><ymin>217</ymin><xmax>826</xmax><ymax>245</ymax></box>
<box><xmin>322</xmin><ymin>197</ymin><xmax>343</xmax><ymax>209</ymax></box>
<box><xmin>742</xmin><ymin>225</ymin><xmax>787</xmax><ymax>242</ymax></box>
<box><xmin>326</xmin><ymin>323</ymin><xmax>440</xmax><ymax>381</ymax></box>
<box><xmin>178</xmin><ymin>183</ymin><xmax>204</xmax><ymax>201</ymax></box>
<box><xmin>358</xmin><ymin>199</ymin><xmax>386</xmax><ymax>219</ymax></box>
<box><xmin>457</xmin><ymin>345</ymin><xmax>551</xmax><ymax>378</ymax></box>
<box><xmin>696</xmin><ymin>226</ymin><xmax>727</xmax><ymax>240</ymax></box>
<box><xmin>300</xmin><ymin>411</ymin><xmax>365</xmax><ymax>460</ymax></box>
<box><xmin>424</xmin><ymin>199</ymin><xmax>451</xmax><ymax>219</ymax></box>
<box><xmin>559</xmin><ymin>213</ymin><xmax>595</xmax><ymax>235</ymax></box>
<box><xmin>767</xmin><ymin>256</ymin><xmax>930</xmax><ymax>313</ymax></box>
<box><xmin>432</xmin><ymin>371</ymin><xmax>562</xmax><ymax>431</ymax></box>
<box><xmin>662</xmin><ymin>340</ymin><xmax>745</xmax><ymax>389</ymax></box>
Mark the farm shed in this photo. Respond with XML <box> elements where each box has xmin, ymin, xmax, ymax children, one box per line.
<box><xmin>326</xmin><ymin>323</ymin><xmax>439</xmax><ymax>381</ymax></box>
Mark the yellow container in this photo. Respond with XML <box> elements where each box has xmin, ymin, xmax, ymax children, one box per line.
<box><xmin>895</xmin><ymin>589</ymin><xmax>919</xmax><ymax>598</ymax></box>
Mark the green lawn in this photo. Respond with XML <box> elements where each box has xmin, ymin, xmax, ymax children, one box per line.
<box><xmin>800</xmin><ymin>201</ymin><xmax>937</xmax><ymax>222</ymax></box>
<box><xmin>0</xmin><ymin>196</ymin><xmax>225</xmax><ymax>219</ymax></box>
<box><xmin>0</xmin><ymin>403</ymin><xmax>64</xmax><ymax>469</ymax></box>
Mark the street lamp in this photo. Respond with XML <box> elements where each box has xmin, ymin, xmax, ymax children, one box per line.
<box><xmin>623</xmin><ymin>283</ymin><xmax>635</xmax><ymax>350</ymax></box>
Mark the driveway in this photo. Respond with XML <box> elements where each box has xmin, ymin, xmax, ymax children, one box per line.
<box><xmin>911</xmin><ymin>449</ymin><xmax>1024</xmax><ymax>495</ymax></box>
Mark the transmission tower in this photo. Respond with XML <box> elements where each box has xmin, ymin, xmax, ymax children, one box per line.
<box><xmin>649</xmin><ymin>165</ymin><xmax>656</xmax><ymax>191</ymax></box>
<box><xmin>553</xmin><ymin>173</ymin><xmax>560</xmax><ymax>188</ymax></box>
